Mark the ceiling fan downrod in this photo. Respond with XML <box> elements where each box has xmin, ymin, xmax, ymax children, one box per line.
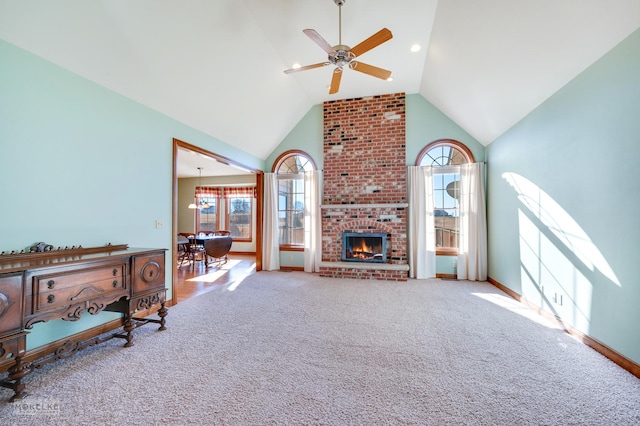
<box><xmin>334</xmin><ymin>0</ymin><xmax>345</xmax><ymax>46</ymax></box>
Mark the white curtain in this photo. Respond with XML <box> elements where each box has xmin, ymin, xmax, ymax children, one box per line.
<box><xmin>457</xmin><ymin>162</ymin><xmax>487</xmax><ymax>281</ymax></box>
<box><xmin>262</xmin><ymin>173</ymin><xmax>280</xmax><ymax>271</ymax></box>
<box><xmin>304</xmin><ymin>170</ymin><xmax>322</xmax><ymax>272</ymax></box>
<box><xmin>407</xmin><ymin>166</ymin><xmax>436</xmax><ymax>278</ymax></box>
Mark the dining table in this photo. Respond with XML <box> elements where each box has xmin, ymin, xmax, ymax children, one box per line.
<box><xmin>188</xmin><ymin>235</ymin><xmax>218</xmax><ymax>245</ymax></box>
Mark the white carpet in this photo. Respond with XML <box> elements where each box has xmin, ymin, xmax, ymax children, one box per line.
<box><xmin>1</xmin><ymin>271</ymin><xmax>639</xmax><ymax>425</ymax></box>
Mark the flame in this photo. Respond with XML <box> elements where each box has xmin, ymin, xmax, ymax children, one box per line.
<box><xmin>348</xmin><ymin>237</ymin><xmax>377</xmax><ymax>260</ymax></box>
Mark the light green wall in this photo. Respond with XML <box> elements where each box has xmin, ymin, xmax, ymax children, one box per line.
<box><xmin>265</xmin><ymin>104</ymin><xmax>324</xmax><ymax>172</ymax></box>
<box><xmin>486</xmin><ymin>28</ymin><xmax>640</xmax><ymax>364</ymax></box>
<box><xmin>0</xmin><ymin>39</ymin><xmax>263</xmax><ymax>349</ymax></box>
<box><xmin>280</xmin><ymin>251</ymin><xmax>304</xmax><ymax>269</ymax></box>
<box><xmin>406</xmin><ymin>94</ymin><xmax>485</xmax><ymax>164</ymax></box>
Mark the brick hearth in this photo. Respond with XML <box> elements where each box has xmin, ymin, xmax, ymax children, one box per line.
<box><xmin>319</xmin><ymin>93</ymin><xmax>409</xmax><ymax>281</ymax></box>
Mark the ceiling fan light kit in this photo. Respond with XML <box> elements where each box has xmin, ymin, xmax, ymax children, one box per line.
<box><xmin>284</xmin><ymin>0</ymin><xmax>393</xmax><ymax>95</ymax></box>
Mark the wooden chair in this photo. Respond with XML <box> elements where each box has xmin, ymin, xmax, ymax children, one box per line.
<box><xmin>177</xmin><ymin>235</ymin><xmax>190</xmax><ymax>267</ymax></box>
<box><xmin>183</xmin><ymin>234</ymin><xmax>206</xmax><ymax>268</ymax></box>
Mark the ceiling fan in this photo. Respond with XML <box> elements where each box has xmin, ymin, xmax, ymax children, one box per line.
<box><xmin>283</xmin><ymin>0</ymin><xmax>393</xmax><ymax>95</ymax></box>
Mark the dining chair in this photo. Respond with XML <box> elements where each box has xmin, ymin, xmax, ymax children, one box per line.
<box><xmin>177</xmin><ymin>235</ymin><xmax>190</xmax><ymax>267</ymax></box>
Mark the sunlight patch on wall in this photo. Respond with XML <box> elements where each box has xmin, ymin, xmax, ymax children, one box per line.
<box><xmin>518</xmin><ymin>209</ymin><xmax>592</xmax><ymax>331</ymax></box>
<box><xmin>503</xmin><ymin>172</ymin><xmax>620</xmax><ymax>287</ymax></box>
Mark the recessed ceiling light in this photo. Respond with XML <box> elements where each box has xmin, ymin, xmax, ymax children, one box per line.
<box><xmin>292</xmin><ymin>63</ymin><xmax>301</xmax><ymax>69</ymax></box>
<box><xmin>410</xmin><ymin>44</ymin><xmax>421</xmax><ymax>53</ymax></box>
<box><xmin>387</xmin><ymin>76</ymin><xmax>394</xmax><ymax>82</ymax></box>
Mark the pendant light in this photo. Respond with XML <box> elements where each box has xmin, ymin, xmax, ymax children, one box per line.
<box><xmin>188</xmin><ymin>167</ymin><xmax>210</xmax><ymax>209</ymax></box>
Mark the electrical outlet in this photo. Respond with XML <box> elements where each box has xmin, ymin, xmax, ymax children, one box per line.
<box><xmin>155</xmin><ymin>220</ymin><xmax>163</xmax><ymax>229</ymax></box>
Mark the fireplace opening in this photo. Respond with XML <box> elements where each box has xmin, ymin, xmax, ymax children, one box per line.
<box><xmin>342</xmin><ymin>232</ymin><xmax>387</xmax><ymax>263</ymax></box>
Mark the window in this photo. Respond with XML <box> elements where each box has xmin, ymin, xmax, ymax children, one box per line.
<box><xmin>416</xmin><ymin>140</ymin><xmax>474</xmax><ymax>255</ymax></box>
<box><xmin>195</xmin><ymin>186</ymin><xmax>221</xmax><ymax>233</ymax></box>
<box><xmin>195</xmin><ymin>186</ymin><xmax>254</xmax><ymax>241</ymax></box>
<box><xmin>199</xmin><ymin>199</ymin><xmax>218</xmax><ymax>232</ymax></box>
<box><xmin>272</xmin><ymin>150</ymin><xmax>316</xmax><ymax>248</ymax></box>
<box><xmin>224</xmin><ymin>187</ymin><xmax>255</xmax><ymax>241</ymax></box>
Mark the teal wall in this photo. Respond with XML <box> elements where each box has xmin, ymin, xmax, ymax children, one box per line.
<box><xmin>0</xmin><ymin>39</ymin><xmax>264</xmax><ymax>349</ymax></box>
<box><xmin>265</xmin><ymin>104</ymin><xmax>324</xmax><ymax>172</ymax></box>
<box><xmin>486</xmin><ymin>28</ymin><xmax>640</xmax><ymax>364</ymax></box>
<box><xmin>406</xmin><ymin>94</ymin><xmax>485</xmax><ymax>164</ymax></box>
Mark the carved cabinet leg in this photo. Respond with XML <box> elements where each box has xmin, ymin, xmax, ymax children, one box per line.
<box><xmin>157</xmin><ymin>302</ymin><xmax>168</xmax><ymax>331</ymax></box>
<box><xmin>122</xmin><ymin>315</ymin><xmax>135</xmax><ymax>347</ymax></box>
<box><xmin>7</xmin><ymin>355</ymin><xmax>31</xmax><ymax>402</ymax></box>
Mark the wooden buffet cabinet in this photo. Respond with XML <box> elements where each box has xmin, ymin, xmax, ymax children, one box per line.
<box><xmin>0</xmin><ymin>242</ymin><xmax>168</xmax><ymax>401</ymax></box>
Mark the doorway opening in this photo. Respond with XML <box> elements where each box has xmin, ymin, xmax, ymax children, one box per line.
<box><xmin>172</xmin><ymin>138</ymin><xmax>263</xmax><ymax>304</ymax></box>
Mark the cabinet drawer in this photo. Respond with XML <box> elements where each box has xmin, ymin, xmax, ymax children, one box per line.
<box><xmin>35</xmin><ymin>265</ymin><xmax>124</xmax><ymax>293</ymax></box>
<box><xmin>132</xmin><ymin>253</ymin><xmax>165</xmax><ymax>295</ymax></box>
<box><xmin>0</xmin><ymin>273</ymin><xmax>23</xmax><ymax>337</ymax></box>
<box><xmin>36</xmin><ymin>277</ymin><xmax>126</xmax><ymax>312</ymax></box>
<box><xmin>32</xmin><ymin>263</ymin><xmax>127</xmax><ymax>313</ymax></box>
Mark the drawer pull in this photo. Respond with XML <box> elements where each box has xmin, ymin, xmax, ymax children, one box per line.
<box><xmin>48</xmin><ymin>280</ymin><xmax>55</xmax><ymax>289</ymax></box>
<box><xmin>112</xmin><ymin>268</ymin><xmax>118</xmax><ymax>276</ymax></box>
<box><xmin>112</xmin><ymin>280</ymin><xmax>118</xmax><ymax>288</ymax></box>
<box><xmin>140</xmin><ymin>261</ymin><xmax>161</xmax><ymax>283</ymax></box>
<box><xmin>47</xmin><ymin>294</ymin><xmax>55</xmax><ymax>304</ymax></box>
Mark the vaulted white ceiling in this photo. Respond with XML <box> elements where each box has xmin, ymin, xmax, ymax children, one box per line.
<box><xmin>2</xmin><ymin>0</ymin><xmax>639</xmax><ymax>173</ymax></box>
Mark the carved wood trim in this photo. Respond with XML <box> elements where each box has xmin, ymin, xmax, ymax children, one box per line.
<box><xmin>29</xmin><ymin>333</ymin><xmax>116</xmax><ymax>371</ymax></box>
<box><xmin>2</xmin><ymin>319</ymin><xmax>123</xmax><ymax>373</ymax></box>
<box><xmin>25</xmin><ymin>293</ymin><xmax>129</xmax><ymax>329</ymax></box>
<box><xmin>0</xmin><ymin>243</ymin><xmax>129</xmax><ymax>262</ymax></box>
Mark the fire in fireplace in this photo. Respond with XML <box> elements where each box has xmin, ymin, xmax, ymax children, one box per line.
<box><xmin>342</xmin><ymin>232</ymin><xmax>387</xmax><ymax>263</ymax></box>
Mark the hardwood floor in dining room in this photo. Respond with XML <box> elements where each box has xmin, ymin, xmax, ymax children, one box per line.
<box><xmin>175</xmin><ymin>253</ymin><xmax>256</xmax><ymax>303</ymax></box>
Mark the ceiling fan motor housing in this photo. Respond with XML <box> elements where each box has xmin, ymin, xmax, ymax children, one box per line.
<box><xmin>329</xmin><ymin>45</ymin><xmax>354</xmax><ymax>67</ymax></box>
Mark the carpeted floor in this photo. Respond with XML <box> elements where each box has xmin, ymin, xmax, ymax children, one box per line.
<box><xmin>1</xmin><ymin>271</ymin><xmax>639</xmax><ymax>425</ymax></box>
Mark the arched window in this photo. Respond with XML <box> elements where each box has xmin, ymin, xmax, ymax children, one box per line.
<box><xmin>272</xmin><ymin>150</ymin><xmax>316</xmax><ymax>248</ymax></box>
<box><xmin>416</xmin><ymin>139</ymin><xmax>474</xmax><ymax>167</ymax></box>
<box><xmin>416</xmin><ymin>140</ymin><xmax>474</xmax><ymax>255</ymax></box>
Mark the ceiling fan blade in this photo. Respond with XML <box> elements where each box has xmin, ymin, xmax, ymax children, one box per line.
<box><xmin>350</xmin><ymin>28</ymin><xmax>393</xmax><ymax>57</ymax></box>
<box><xmin>329</xmin><ymin>68</ymin><xmax>343</xmax><ymax>94</ymax></box>
<box><xmin>349</xmin><ymin>61</ymin><xmax>392</xmax><ymax>80</ymax></box>
<box><xmin>284</xmin><ymin>62</ymin><xmax>331</xmax><ymax>74</ymax></box>
<box><xmin>303</xmin><ymin>29</ymin><xmax>336</xmax><ymax>54</ymax></box>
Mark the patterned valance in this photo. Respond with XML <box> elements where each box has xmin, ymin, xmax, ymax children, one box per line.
<box><xmin>196</xmin><ymin>186</ymin><xmax>221</xmax><ymax>198</ymax></box>
<box><xmin>195</xmin><ymin>186</ymin><xmax>256</xmax><ymax>199</ymax></box>
<box><xmin>223</xmin><ymin>186</ymin><xmax>256</xmax><ymax>198</ymax></box>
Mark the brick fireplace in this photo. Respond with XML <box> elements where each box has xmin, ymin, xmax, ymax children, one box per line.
<box><xmin>319</xmin><ymin>93</ymin><xmax>409</xmax><ymax>281</ymax></box>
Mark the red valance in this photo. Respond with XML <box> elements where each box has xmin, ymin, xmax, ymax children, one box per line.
<box><xmin>223</xmin><ymin>187</ymin><xmax>256</xmax><ymax>198</ymax></box>
<box><xmin>196</xmin><ymin>186</ymin><xmax>221</xmax><ymax>198</ymax></box>
<box><xmin>195</xmin><ymin>186</ymin><xmax>256</xmax><ymax>198</ymax></box>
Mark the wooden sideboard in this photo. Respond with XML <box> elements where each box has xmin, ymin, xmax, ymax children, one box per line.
<box><xmin>0</xmin><ymin>243</ymin><xmax>168</xmax><ymax>401</ymax></box>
